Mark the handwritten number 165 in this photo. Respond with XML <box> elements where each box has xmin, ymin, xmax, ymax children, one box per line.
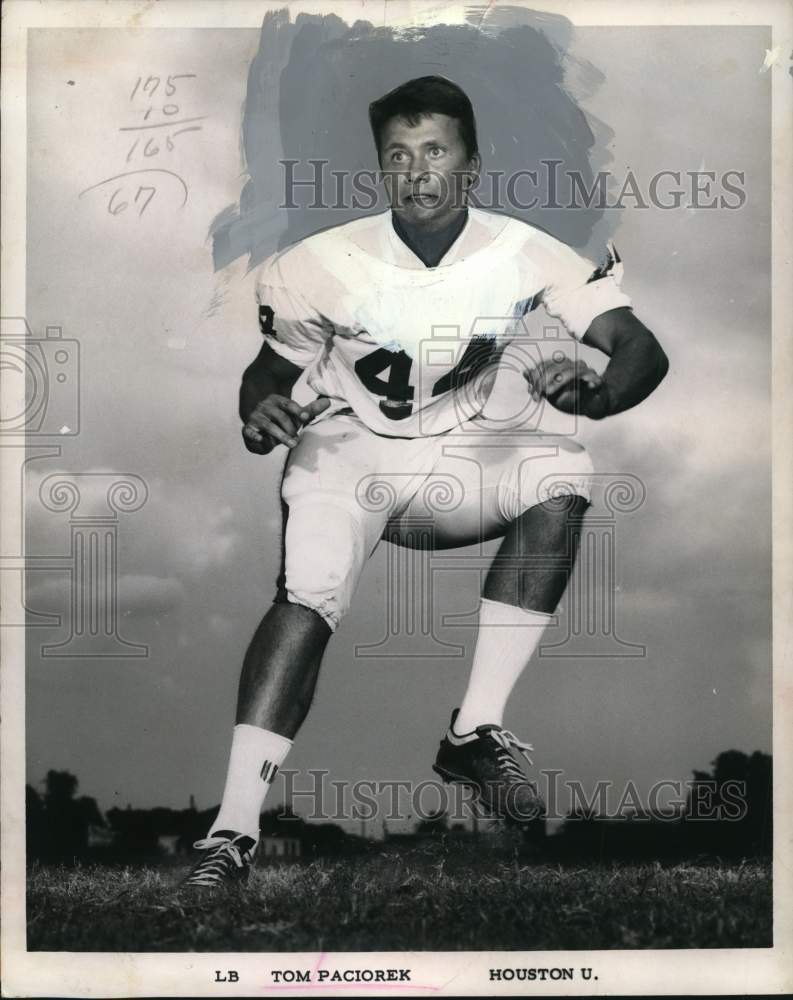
<box><xmin>126</xmin><ymin>135</ymin><xmax>176</xmax><ymax>162</ymax></box>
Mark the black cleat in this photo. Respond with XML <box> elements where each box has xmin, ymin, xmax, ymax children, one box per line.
<box><xmin>433</xmin><ymin>709</ymin><xmax>545</xmax><ymax>824</ymax></box>
<box><xmin>180</xmin><ymin>830</ymin><xmax>257</xmax><ymax>889</ymax></box>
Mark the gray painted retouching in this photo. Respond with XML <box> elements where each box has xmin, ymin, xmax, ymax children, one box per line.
<box><xmin>210</xmin><ymin>6</ymin><xmax>617</xmax><ymax>270</ymax></box>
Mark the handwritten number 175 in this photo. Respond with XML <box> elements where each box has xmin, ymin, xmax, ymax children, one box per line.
<box><xmin>129</xmin><ymin>74</ymin><xmax>196</xmax><ymax>100</ymax></box>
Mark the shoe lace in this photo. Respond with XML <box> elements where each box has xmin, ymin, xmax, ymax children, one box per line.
<box><xmin>490</xmin><ymin>728</ymin><xmax>535</xmax><ymax>779</ymax></box>
<box><xmin>184</xmin><ymin>836</ymin><xmax>248</xmax><ymax>885</ymax></box>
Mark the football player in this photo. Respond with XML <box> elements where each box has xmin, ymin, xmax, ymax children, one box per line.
<box><xmin>182</xmin><ymin>76</ymin><xmax>668</xmax><ymax>887</ymax></box>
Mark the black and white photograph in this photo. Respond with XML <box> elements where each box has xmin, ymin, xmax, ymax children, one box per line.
<box><xmin>1</xmin><ymin>0</ymin><xmax>791</xmax><ymax>995</ymax></box>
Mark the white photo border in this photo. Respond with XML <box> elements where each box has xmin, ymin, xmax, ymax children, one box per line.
<box><xmin>2</xmin><ymin>0</ymin><xmax>791</xmax><ymax>995</ymax></box>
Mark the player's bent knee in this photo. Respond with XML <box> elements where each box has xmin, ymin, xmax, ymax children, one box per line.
<box><xmin>499</xmin><ymin>442</ymin><xmax>595</xmax><ymax>521</ymax></box>
<box><xmin>537</xmin><ymin>445</ymin><xmax>595</xmax><ymax>503</ymax></box>
<box><xmin>282</xmin><ymin>500</ymin><xmax>370</xmax><ymax>632</ymax></box>
<box><xmin>536</xmin><ymin>443</ymin><xmax>594</xmax><ymax>509</ymax></box>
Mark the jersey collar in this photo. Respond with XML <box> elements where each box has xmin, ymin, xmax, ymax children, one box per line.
<box><xmin>384</xmin><ymin>208</ymin><xmax>473</xmax><ymax>269</ymax></box>
<box><xmin>391</xmin><ymin>209</ymin><xmax>469</xmax><ymax>269</ymax></box>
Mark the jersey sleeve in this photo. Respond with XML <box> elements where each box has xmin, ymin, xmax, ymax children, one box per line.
<box><xmin>540</xmin><ymin>240</ymin><xmax>632</xmax><ymax>340</ymax></box>
<box><xmin>254</xmin><ymin>255</ymin><xmax>329</xmax><ymax>369</ymax></box>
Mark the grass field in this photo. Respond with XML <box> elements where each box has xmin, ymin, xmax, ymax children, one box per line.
<box><xmin>27</xmin><ymin>841</ymin><xmax>772</xmax><ymax>952</ymax></box>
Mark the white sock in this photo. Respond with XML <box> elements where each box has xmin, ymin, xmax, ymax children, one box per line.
<box><xmin>454</xmin><ymin>598</ymin><xmax>553</xmax><ymax>733</ymax></box>
<box><xmin>209</xmin><ymin>724</ymin><xmax>292</xmax><ymax>841</ymax></box>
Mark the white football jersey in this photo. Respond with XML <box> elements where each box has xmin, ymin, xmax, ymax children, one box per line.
<box><xmin>255</xmin><ymin>208</ymin><xmax>630</xmax><ymax>437</ymax></box>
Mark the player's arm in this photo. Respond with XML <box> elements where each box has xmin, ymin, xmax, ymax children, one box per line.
<box><xmin>239</xmin><ymin>341</ymin><xmax>328</xmax><ymax>454</ymax></box>
<box><xmin>525</xmin><ymin>238</ymin><xmax>669</xmax><ymax>420</ymax></box>
<box><xmin>578</xmin><ymin>307</ymin><xmax>669</xmax><ymax>418</ymax></box>
<box><xmin>524</xmin><ymin>309</ymin><xmax>668</xmax><ymax>420</ymax></box>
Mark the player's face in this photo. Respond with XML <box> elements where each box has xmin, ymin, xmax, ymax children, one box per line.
<box><xmin>379</xmin><ymin>113</ymin><xmax>479</xmax><ymax>229</ymax></box>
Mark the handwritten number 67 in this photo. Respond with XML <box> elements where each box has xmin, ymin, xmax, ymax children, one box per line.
<box><xmin>108</xmin><ymin>186</ymin><xmax>157</xmax><ymax>216</ymax></box>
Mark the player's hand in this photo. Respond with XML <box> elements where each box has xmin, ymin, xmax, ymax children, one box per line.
<box><xmin>524</xmin><ymin>356</ymin><xmax>610</xmax><ymax>419</ymax></box>
<box><xmin>242</xmin><ymin>395</ymin><xmax>331</xmax><ymax>454</ymax></box>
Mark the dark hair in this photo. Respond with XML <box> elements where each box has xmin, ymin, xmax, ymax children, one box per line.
<box><xmin>369</xmin><ymin>75</ymin><xmax>479</xmax><ymax>161</ymax></box>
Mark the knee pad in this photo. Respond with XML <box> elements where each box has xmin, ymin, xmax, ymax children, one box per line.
<box><xmin>498</xmin><ymin>441</ymin><xmax>594</xmax><ymax>521</ymax></box>
<box><xmin>537</xmin><ymin>441</ymin><xmax>595</xmax><ymax>507</ymax></box>
<box><xmin>281</xmin><ymin>497</ymin><xmax>372</xmax><ymax>632</ymax></box>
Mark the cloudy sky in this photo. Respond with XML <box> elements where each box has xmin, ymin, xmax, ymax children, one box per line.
<box><xmin>24</xmin><ymin>12</ymin><xmax>771</xmax><ymax>832</ymax></box>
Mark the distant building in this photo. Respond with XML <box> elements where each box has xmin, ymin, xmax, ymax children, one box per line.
<box><xmin>157</xmin><ymin>833</ymin><xmax>182</xmax><ymax>856</ymax></box>
<box><xmin>259</xmin><ymin>835</ymin><xmax>301</xmax><ymax>860</ymax></box>
<box><xmin>87</xmin><ymin>823</ymin><xmax>115</xmax><ymax>849</ymax></box>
